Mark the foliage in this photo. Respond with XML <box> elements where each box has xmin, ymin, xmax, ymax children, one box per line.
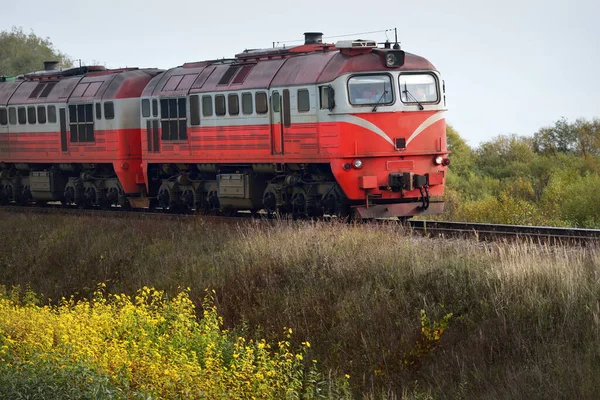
<box><xmin>441</xmin><ymin>118</ymin><xmax>600</xmax><ymax>228</ymax></box>
<box><xmin>0</xmin><ymin>285</ymin><xmax>347</xmax><ymax>399</ymax></box>
<box><xmin>0</xmin><ymin>27</ymin><xmax>72</xmax><ymax>77</ymax></box>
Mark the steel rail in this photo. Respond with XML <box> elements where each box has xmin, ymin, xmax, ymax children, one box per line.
<box><xmin>2</xmin><ymin>205</ymin><xmax>600</xmax><ymax>243</ymax></box>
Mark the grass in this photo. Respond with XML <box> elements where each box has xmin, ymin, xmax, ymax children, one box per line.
<box><xmin>1</xmin><ymin>211</ymin><xmax>599</xmax><ymax>399</ymax></box>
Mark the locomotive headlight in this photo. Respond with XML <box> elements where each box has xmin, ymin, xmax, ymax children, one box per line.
<box><xmin>385</xmin><ymin>53</ymin><xmax>396</xmax><ymax>67</ymax></box>
<box><xmin>434</xmin><ymin>156</ymin><xmax>443</xmax><ymax>165</ymax></box>
<box><xmin>353</xmin><ymin>159</ymin><xmax>363</xmax><ymax>169</ymax></box>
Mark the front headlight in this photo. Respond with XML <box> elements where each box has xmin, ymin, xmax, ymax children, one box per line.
<box><xmin>434</xmin><ymin>156</ymin><xmax>443</xmax><ymax>165</ymax></box>
<box><xmin>353</xmin><ymin>159</ymin><xmax>363</xmax><ymax>169</ymax></box>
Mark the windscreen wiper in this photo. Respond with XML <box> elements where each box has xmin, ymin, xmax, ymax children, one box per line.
<box><xmin>403</xmin><ymin>84</ymin><xmax>424</xmax><ymax>110</ymax></box>
<box><xmin>372</xmin><ymin>90</ymin><xmax>389</xmax><ymax>112</ymax></box>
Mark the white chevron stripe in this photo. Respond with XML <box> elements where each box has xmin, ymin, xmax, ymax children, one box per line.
<box><xmin>405</xmin><ymin>111</ymin><xmax>446</xmax><ymax>146</ymax></box>
<box><xmin>332</xmin><ymin>114</ymin><xmax>394</xmax><ymax>146</ymax></box>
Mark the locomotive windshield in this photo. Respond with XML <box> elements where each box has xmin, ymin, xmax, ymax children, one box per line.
<box><xmin>348</xmin><ymin>75</ymin><xmax>393</xmax><ymax>106</ymax></box>
<box><xmin>399</xmin><ymin>74</ymin><xmax>438</xmax><ymax>103</ymax></box>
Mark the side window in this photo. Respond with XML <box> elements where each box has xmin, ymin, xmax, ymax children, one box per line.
<box><xmin>18</xmin><ymin>107</ymin><xmax>27</xmax><ymax>124</ymax></box>
<box><xmin>190</xmin><ymin>95</ymin><xmax>200</xmax><ymax>126</ymax></box>
<box><xmin>215</xmin><ymin>95</ymin><xmax>226</xmax><ymax>116</ymax></box>
<box><xmin>37</xmin><ymin>106</ymin><xmax>47</xmax><ymax>124</ymax></box>
<box><xmin>69</xmin><ymin>104</ymin><xmax>95</xmax><ymax>142</ymax></box>
<box><xmin>0</xmin><ymin>108</ymin><xmax>7</xmax><ymax>126</ymax></box>
<box><xmin>159</xmin><ymin>97</ymin><xmax>187</xmax><ymax>141</ymax></box>
<box><xmin>104</xmin><ymin>102</ymin><xmax>115</xmax><ymax>120</ymax></box>
<box><xmin>142</xmin><ymin>99</ymin><xmax>150</xmax><ymax>118</ymax></box>
<box><xmin>47</xmin><ymin>105</ymin><xmax>57</xmax><ymax>123</ymax></box>
<box><xmin>9</xmin><ymin>108</ymin><xmax>17</xmax><ymax>125</ymax></box>
<box><xmin>27</xmin><ymin>106</ymin><xmax>37</xmax><ymax>124</ymax></box>
<box><xmin>272</xmin><ymin>91</ymin><xmax>280</xmax><ymax>113</ymax></box>
<box><xmin>95</xmin><ymin>103</ymin><xmax>102</xmax><ymax>120</ymax></box>
<box><xmin>152</xmin><ymin>99</ymin><xmax>158</xmax><ymax>117</ymax></box>
<box><xmin>242</xmin><ymin>92</ymin><xmax>253</xmax><ymax>115</ymax></box>
<box><xmin>255</xmin><ymin>92</ymin><xmax>268</xmax><ymax>114</ymax></box>
<box><xmin>202</xmin><ymin>95</ymin><xmax>213</xmax><ymax>117</ymax></box>
<box><xmin>297</xmin><ymin>89</ymin><xmax>310</xmax><ymax>112</ymax></box>
<box><xmin>228</xmin><ymin>94</ymin><xmax>239</xmax><ymax>116</ymax></box>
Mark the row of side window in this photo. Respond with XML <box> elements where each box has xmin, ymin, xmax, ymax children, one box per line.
<box><xmin>0</xmin><ymin>105</ymin><xmax>57</xmax><ymax>126</ymax></box>
<box><xmin>141</xmin><ymin>89</ymin><xmax>311</xmax><ymax>128</ymax></box>
<box><xmin>0</xmin><ymin>102</ymin><xmax>114</xmax><ymax>128</ymax></box>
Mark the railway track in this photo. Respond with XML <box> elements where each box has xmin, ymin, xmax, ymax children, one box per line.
<box><xmin>2</xmin><ymin>205</ymin><xmax>600</xmax><ymax>244</ymax></box>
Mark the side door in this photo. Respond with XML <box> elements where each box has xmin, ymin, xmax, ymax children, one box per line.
<box><xmin>270</xmin><ymin>90</ymin><xmax>283</xmax><ymax>155</ymax></box>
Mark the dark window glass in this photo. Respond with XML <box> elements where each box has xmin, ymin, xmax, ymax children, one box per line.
<box><xmin>0</xmin><ymin>108</ymin><xmax>7</xmax><ymax>125</ymax></box>
<box><xmin>215</xmin><ymin>95</ymin><xmax>226</xmax><ymax>116</ymax></box>
<box><xmin>95</xmin><ymin>103</ymin><xmax>102</xmax><ymax>120</ymax></box>
<box><xmin>152</xmin><ymin>99</ymin><xmax>158</xmax><ymax>117</ymax></box>
<box><xmin>272</xmin><ymin>91</ymin><xmax>280</xmax><ymax>113</ymax></box>
<box><xmin>202</xmin><ymin>95</ymin><xmax>213</xmax><ymax>116</ymax></box>
<box><xmin>297</xmin><ymin>89</ymin><xmax>310</xmax><ymax>112</ymax></box>
<box><xmin>161</xmin><ymin>121</ymin><xmax>169</xmax><ymax>140</ymax></box>
<box><xmin>170</xmin><ymin>121</ymin><xmax>178</xmax><ymax>140</ymax></box>
<box><xmin>85</xmin><ymin>104</ymin><xmax>93</xmax><ymax>122</ymax></box>
<box><xmin>160</xmin><ymin>99</ymin><xmax>168</xmax><ymax>119</ymax></box>
<box><xmin>78</xmin><ymin>105</ymin><xmax>86</xmax><ymax>122</ymax></box>
<box><xmin>37</xmin><ymin>106</ymin><xmax>46</xmax><ymax>124</ymax></box>
<box><xmin>9</xmin><ymin>108</ymin><xmax>17</xmax><ymax>125</ymax></box>
<box><xmin>142</xmin><ymin>99</ymin><xmax>150</xmax><ymax>118</ymax></box>
<box><xmin>39</xmin><ymin>82</ymin><xmax>56</xmax><ymax>98</ymax></box>
<box><xmin>228</xmin><ymin>94</ymin><xmax>239</xmax><ymax>116</ymax></box>
<box><xmin>48</xmin><ymin>106</ymin><xmax>57</xmax><ymax>123</ymax></box>
<box><xmin>190</xmin><ymin>95</ymin><xmax>200</xmax><ymax>126</ymax></box>
<box><xmin>169</xmin><ymin>99</ymin><xmax>178</xmax><ymax>119</ymax></box>
<box><xmin>68</xmin><ymin>104</ymin><xmax>95</xmax><ymax>142</ymax></box>
<box><xmin>219</xmin><ymin>66</ymin><xmax>240</xmax><ymax>85</ymax></box>
<box><xmin>104</xmin><ymin>102</ymin><xmax>114</xmax><ymax>120</ymax></box>
<box><xmin>27</xmin><ymin>106</ymin><xmax>36</xmax><ymax>124</ymax></box>
<box><xmin>178</xmin><ymin>98</ymin><xmax>186</xmax><ymax>118</ymax></box>
<box><xmin>29</xmin><ymin>83</ymin><xmax>46</xmax><ymax>99</ymax></box>
<box><xmin>242</xmin><ymin>93</ymin><xmax>252</xmax><ymax>115</ymax></box>
<box><xmin>178</xmin><ymin>120</ymin><xmax>187</xmax><ymax>140</ymax></box>
<box><xmin>18</xmin><ymin>107</ymin><xmax>27</xmax><ymax>124</ymax></box>
<box><xmin>255</xmin><ymin>92</ymin><xmax>268</xmax><ymax>114</ymax></box>
<box><xmin>159</xmin><ymin>97</ymin><xmax>187</xmax><ymax>140</ymax></box>
<box><xmin>69</xmin><ymin>105</ymin><xmax>77</xmax><ymax>123</ymax></box>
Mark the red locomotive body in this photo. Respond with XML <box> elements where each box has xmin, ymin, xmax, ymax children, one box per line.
<box><xmin>138</xmin><ymin>33</ymin><xmax>448</xmax><ymax>217</ymax></box>
<box><xmin>0</xmin><ymin>65</ymin><xmax>161</xmax><ymax>206</ymax></box>
<box><xmin>0</xmin><ymin>32</ymin><xmax>448</xmax><ymax>218</ymax></box>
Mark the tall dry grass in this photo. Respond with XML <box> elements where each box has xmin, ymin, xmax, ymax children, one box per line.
<box><xmin>1</xmin><ymin>211</ymin><xmax>599</xmax><ymax>399</ymax></box>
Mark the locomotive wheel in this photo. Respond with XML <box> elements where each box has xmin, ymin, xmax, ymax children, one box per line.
<box><xmin>4</xmin><ymin>183</ymin><xmax>14</xmax><ymax>203</ymax></box>
<box><xmin>292</xmin><ymin>192</ymin><xmax>307</xmax><ymax>218</ymax></box>
<box><xmin>84</xmin><ymin>186</ymin><xmax>98</xmax><ymax>208</ymax></box>
<box><xmin>262</xmin><ymin>190</ymin><xmax>278</xmax><ymax>214</ymax></box>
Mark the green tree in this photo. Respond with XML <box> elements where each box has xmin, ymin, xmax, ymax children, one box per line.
<box><xmin>0</xmin><ymin>27</ymin><xmax>72</xmax><ymax>77</ymax></box>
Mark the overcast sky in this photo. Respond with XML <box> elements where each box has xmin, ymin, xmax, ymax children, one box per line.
<box><xmin>1</xmin><ymin>0</ymin><xmax>598</xmax><ymax>147</ymax></box>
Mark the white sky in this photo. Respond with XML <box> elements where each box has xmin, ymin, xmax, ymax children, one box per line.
<box><xmin>1</xmin><ymin>0</ymin><xmax>598</xmax><ymax>147</ymax></box>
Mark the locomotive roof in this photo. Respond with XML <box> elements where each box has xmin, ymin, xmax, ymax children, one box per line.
<box><xmin>0</xmin><ymin>67</ymin><xmax>163</xmax><ymax>106</ymax></box>
<box><xmin>142</xmin><ymin>45</ymin><xmax>436</xmax><ymax>97</ymax></box>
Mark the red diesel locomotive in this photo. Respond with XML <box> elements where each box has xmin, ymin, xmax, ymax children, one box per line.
<box><xmin>0</xmin><ymin>32</ymin><xmax>449</xmax><ymax>218</ymax></box>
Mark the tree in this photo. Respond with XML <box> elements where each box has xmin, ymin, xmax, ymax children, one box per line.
<box><xmin>0</xmin><ymin>27</ymin><xmax>72</xmax><ymax>77</ymax></box>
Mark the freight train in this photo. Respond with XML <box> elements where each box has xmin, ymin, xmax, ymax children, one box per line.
<box><xmin>0</xmin><ymin>32</ymin><xmax>449</xmax><ymax>218</ymax></box>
